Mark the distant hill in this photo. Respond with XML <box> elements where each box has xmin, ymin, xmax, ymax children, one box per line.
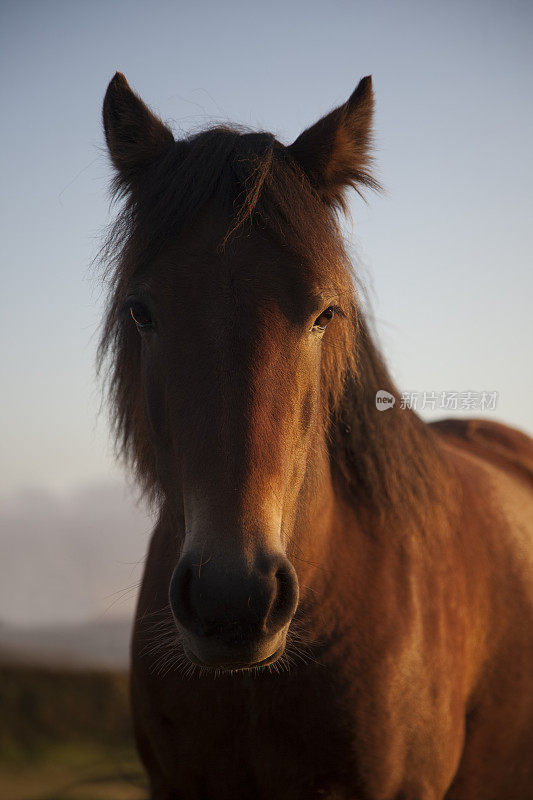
<box><xmin>0</xmin><ymin>617</ymin><xmax>132</xmax><ymax>670</ymax></box>
<box><xmin>0</xmin><ymin>482</ymin><xmax>151</xmax><ymax>627</ymax></box>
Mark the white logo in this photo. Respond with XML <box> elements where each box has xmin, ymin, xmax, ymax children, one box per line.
<box><xmin>375</xmin><ymin>390</ymin><xmax>395</xmax><ymax>411</ymax></box>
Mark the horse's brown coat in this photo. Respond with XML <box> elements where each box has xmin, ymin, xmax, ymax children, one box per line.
<box><xmin>100</xmin><ymin>73</ymin><xmax>533</xmax><ymax>799</ymax></box>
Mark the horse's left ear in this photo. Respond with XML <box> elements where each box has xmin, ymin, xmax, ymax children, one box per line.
<box><xmin>288</xmin><ymin>76</ymin><xmax>379</xmax><ymax>209</ymax></box>
<box><xmin>103</xmin><ymin>72</ymin><xmax>175</xmax><ymax>190</ymax></box>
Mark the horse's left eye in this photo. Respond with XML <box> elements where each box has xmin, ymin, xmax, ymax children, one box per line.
<box><xmin>130</xmin><ymin>302</ymin><xmax>153</xmax><ymax>330</ymax></box>
<box><xmin>313</xmin><ymin>307</ymin><xmax>335</xmax><ymax>331</ymax></box>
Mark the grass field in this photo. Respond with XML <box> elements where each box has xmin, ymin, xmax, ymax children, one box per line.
<box><xmin>0</xmin><ymin>665</ymin><xmax>148</xmax><ymax>800</ymax></box>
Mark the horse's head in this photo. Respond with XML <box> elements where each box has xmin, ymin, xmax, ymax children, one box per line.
<box><xmin>101</xmin><ymin>73</ymin><xmax>376</xmax><ymax>670</ymax></box>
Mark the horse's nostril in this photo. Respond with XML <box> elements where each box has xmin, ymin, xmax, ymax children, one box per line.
<box><xmin>169</xmin><ymin>560</ymin><xmax>204</xmax><ymax>635</ymax></box>
<box><xmin>264</xmin><ymin>560</ymin><xmax>299</xmax><ymax>636</ymax></box>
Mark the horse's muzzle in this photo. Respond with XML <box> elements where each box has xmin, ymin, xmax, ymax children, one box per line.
<box><xmin>168</xmin><ymin>549</ymin><xmax>299</xmax><ymax>669</ymax></box>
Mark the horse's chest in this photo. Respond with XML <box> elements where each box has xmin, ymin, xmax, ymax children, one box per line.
<box><xmin>136</xmin><ymin>666</ymin><xmax>360</xmax><ymax>800</ymax></box>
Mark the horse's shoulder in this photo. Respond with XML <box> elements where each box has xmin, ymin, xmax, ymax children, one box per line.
<box><xmin>430</xmin><ymin>417</ymin><xmax>533</xmax><ymax>488</ymax></box>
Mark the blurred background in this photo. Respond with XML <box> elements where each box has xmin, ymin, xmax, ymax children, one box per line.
<box><xmin>1</xmin><ymin>0</ymin><xmax>532</xmax><ymax>797</ymax></box>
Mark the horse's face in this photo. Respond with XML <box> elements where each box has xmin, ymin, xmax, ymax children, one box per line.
<box><xmin>102</xmin><ymin>72</ymin><xmax>374</xmax><ymax>669</ymax></box>
<box><xmin>128</xmin><ymin>208</ymin><xmax>339</xmax><ymax>668</ymax></box>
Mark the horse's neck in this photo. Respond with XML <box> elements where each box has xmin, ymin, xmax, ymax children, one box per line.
<box><xmin>290</xmin><ymin>317</ymin><xmax>460</xmax><ymax>627</ymax></box>
<box><xmin>331</xmin><ymin>313</ymin><xmax>453</xmax><ymax>519</ymax></box>
<box><xmin>291</xmin><ymin>433</ymin><xmax>459</xmax><ymax>660</ymax></box>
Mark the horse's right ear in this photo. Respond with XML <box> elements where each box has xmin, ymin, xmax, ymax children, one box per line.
<box><xmin>103</xmin><ymin>72</ymin><xmax>175</xmax><ymax>189</ymax></box>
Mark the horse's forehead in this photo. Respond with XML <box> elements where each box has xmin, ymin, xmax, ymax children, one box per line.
<box><xmin>154</xmin><ymin>209</ymin><xmax>319</xmax><ymax>310</ymax></box>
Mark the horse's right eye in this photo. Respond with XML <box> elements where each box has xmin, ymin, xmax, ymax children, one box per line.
<box><xmin>130</xmin><ymin>302</ymin><xmax>153</xmax><ymax>330</ymax></box>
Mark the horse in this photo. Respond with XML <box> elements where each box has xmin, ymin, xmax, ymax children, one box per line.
<box><xmin>99</xmin><ymin>72</ymin><xmax>533</xmax><ymax>799</ymax></box>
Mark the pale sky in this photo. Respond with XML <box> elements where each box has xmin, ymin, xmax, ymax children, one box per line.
<box><xmin>1</xmin><ymin>1</ymin><xmax>532</xmax><ymax>623</ymax></box>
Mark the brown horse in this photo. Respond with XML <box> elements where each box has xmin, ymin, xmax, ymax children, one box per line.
<box><xmin>99</xmin><ymin>72</ymin><xmax>533</xmax><ymax>799</ymax></box>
